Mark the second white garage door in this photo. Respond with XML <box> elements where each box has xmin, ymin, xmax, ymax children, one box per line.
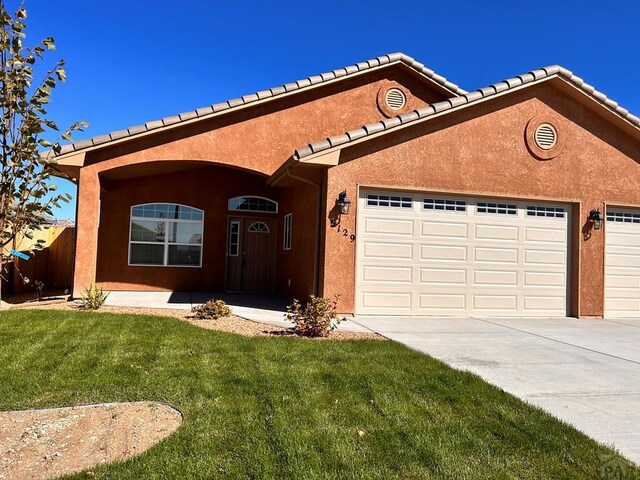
<box><xmin>356</xmin><ymin>190</ymin><xmax>570</xmax><ymax>316</ymax></box>
<box><xmin>605</xmin><ymin>208</ymin><xmax>640</xmax><ymax>317</ymax></box>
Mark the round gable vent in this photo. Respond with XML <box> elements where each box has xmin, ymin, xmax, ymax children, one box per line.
<box><xmin>385</xmin><ymin>88</ymin><xmax>406</xmax><ymax>110</ymax></box>
<box><xmin>534</xmin><ymin>123</ymin><xmax>557</xmax><ymax>150</ymax></box>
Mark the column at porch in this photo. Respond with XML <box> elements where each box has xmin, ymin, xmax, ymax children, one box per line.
<box><xmin>72</xmin><ymin>168</ymin><xmax>101</xmax><ymax>298</ymax></box>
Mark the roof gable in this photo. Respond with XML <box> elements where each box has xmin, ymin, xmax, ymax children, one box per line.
<box><xmin>293</xmin><ymin>66</ymin><xmax>640</xmax><ymax>161</ymax></box>
<box><xmin>54</xmin><ymin>53</ymin><xmax>466</xmax><ymax>160</ymax></box>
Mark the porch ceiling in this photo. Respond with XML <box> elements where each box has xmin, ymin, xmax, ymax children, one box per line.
<box><xmin>99</xmin><ymin>160</ymin><xmax>268</xmax><ymax>182</ymax></box>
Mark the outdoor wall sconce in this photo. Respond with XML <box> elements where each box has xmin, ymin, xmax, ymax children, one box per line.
<box><xmin>336</xmin><ymin>190</ymin><xmax>352</xmax><ymax>215</ymax></box>
<box><xmin>589</xmin><ymin>209</ymin><xmax>603</xmax><ymax>230</ymax></box>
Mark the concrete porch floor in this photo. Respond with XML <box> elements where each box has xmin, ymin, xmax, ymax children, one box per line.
<box><xmin>104</xmin><ymin>291</ymin><xmax>373</xmax><ymax>333</ymax></box>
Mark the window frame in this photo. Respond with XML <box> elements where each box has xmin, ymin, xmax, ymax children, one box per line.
<box><xmin>476</xmin><ymin>202</ymin><xmax>517</xmax><ymax>216</ymax></box>
<box><xmin>228</xmin><ymin>196</ymin><xmax>278</xmax><ymax>213</ymax></box>
<box><xmin>228</xmin><ymin>220</ymin><xmax>240</xmax><ymax>257</ymax></box>
<box><xmin>422</xmin><ymin>198</ymin><xmax>467</xmax><ymax>213</ymax></box>
<box><xmin>128</xmin><ymin>203</ymin><xmax>204</xmax><ymax>268</ymax></box>
<box><xmin>365</xmin><ymin>193</ymin><xmax>413</xmax><ymax>209</ymax></box>
<box><xmin>283</xmin><ymin>213</ymin><xmax>292</xmax><ymax>250</ymax></box>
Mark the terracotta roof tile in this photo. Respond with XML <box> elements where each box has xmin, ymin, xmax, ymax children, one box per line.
<box><xmin>179</xmin><ymin>111</ymin><xmax>198</xmax><ymax>121</ymax></box>
<box><xmin>109</xmin><ymin>129</ymin><xmax>129</xmax><ymax>140</ymax></box>
<box><xmin>162</xmin><ymin>115</ymin><xmax>181</xmax><ymax>126</ymax></box>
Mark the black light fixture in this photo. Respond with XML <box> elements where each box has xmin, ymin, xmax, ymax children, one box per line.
<box><xmin>336</xmin><ymin>190</ymin><xmax>352</xmax><ymax>215</ymax></box>
<box><xmin>589</xmin><ymin>209</ymin><xmax>603</xmax><ymax>230</ymax></box>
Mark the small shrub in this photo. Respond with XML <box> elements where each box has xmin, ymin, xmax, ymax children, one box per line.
<box><xmin>192</xmin><ymin>299</ymin><xmax>232</xmax><ymax>320</ymax></box>
<box><xmin>80</xmin><ymin>283</ymin><xmax>109</xmax><ymax>310</ymax></box>
<box><xmin>285</xmin><ymin>295</ymin><xmax>344</xmax><ymax>337</ymax></box>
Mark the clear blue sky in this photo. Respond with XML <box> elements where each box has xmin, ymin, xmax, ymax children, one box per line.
<box><xmin>11</xmin><ymin>0</ymin><xmax>640</xmax><ymax>219</ymax></box>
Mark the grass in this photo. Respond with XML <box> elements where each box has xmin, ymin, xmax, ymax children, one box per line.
<box><xmin>0</xmin><ymin>309</ymin><xmax>638</xmax><ymax>479</ymax></box>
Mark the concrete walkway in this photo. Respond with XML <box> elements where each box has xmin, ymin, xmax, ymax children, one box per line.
<box><xmin>350</xmin><ymin>315</ymin><xmax>640</xmax><ymax>465</ymax></box>
<box><xmin>104</xmin><ymin>291</ymin><xmax>372</xmax><ymax>333</ymax></box>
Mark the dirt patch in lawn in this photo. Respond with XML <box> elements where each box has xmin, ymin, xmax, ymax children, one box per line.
<box><xmin>21</xmin><ymin>303</ymin><xmax>384</xmax><ymax>340</ymax></box>
<box><xmin>0</xmin><ymin>401</ymin><xmax>182</xmax><ymax>480</ymax></box>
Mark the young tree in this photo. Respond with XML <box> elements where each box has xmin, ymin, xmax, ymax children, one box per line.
<box><xmin>0</xmin><ymin>3</ymin><xmax>87</xmax><ymax>303</ymax></box>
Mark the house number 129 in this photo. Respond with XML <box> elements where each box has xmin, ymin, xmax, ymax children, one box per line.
<box><xmin>341</xmin><ymin>229</ymin><xmax>356</xmax><ymax>242</ymax></box>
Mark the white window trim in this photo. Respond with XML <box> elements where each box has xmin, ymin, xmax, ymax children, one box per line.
<box><xmin>228</xmin><ymin>220</ymin><xmax>240</xmax><ymax>256</ymax></box>
<box><xmin>228</xmin><ymin>195</ymin><xmax>278</xmax><ymax>213</ymax></box>
<box><xmin>283</xmin><ymin>213</ymin><xmax>292</xmax><ymax>250</ymax></box>
<box><xmin>128</xmin><ymin>203</ymin><xmax>204</xmax><ymax>268</ymax></box>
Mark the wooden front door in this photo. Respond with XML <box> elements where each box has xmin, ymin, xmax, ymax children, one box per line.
<box><xmin>226</xmin><ymin>218</ymin><xmax>276</xmax><ymax>292</ymax></box>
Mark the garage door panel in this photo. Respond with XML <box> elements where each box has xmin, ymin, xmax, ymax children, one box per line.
<box><xmin>420</xmin><ymin>244</ymin><xmax>467</xmax><ymax>262</ymax></box>
<box><xmin>361</xmin><ymin>292</ymin><xmax>412</xmax><ymax>309</ymax></box>
<box><xmin>420</xmin><ymin>221</ymin><xmax>468</xmax><ymax>239</ymax></box>
<box><xmin>524</xmin><ymin>249</ymin><xmax>566</xmax><ymax>266</ymax></box>
<box><xmin>363</xmin><ymin>241</ymin><xmax>413</xmax><ymax>260</ymax></box>
<box><xmin>356</xmin><ymin>191</ymin><xmax>570</xmax><ymax>316</ymax></box>
<box><xmin>524</xmin><ymin>296</ymin><xmax>566</xmax><ymax>310</ymax></box>
<box><xmin>606</xmin><ymin>297</ymin><xmax>640</xmax><ymax>313</ymax></box>
<box><xmin>361</xmin><ymin>265</ymin><xmax>413</xmax><ymax>284</ymax></box>
<box><xmin>474</xmin><ymin>247</ymin><xmax>518</xmax><ymax>264</ymax></box>
<box><xmin>472</xmin><ymin>295</ymin><xmax>518</xmax><ymax>310</ymax></box>
<box><xmin>606</xmin><ymin>253</ymin><xmax>640</xmax><ymax>268</ymax></box>
<box><xmin>419</xmin><ymin>268</ymin><xmax>467</xmax><ymax>285</ymax></box>
<box><xmin>419</xmin><ymin>293</ymin><xmax>466</xmax><ymax>310</ymax></box>
<box><xmin>474</xmin><ymin>224</ymin><xmax>519</xmax><ymax>242</ymax></box>
<box><xmin>363</xmin><ymin>217</ymin><xmax>414</xmax><ymax>236</ymax></box>
<box><xmin>607</xmin><ymin>230</ymin><xmax>640</xmax><ymax>246</ymax></box>
<box><xmin>524</xmin><ymin>271</ymin><xmax>566</xmax><ymax>287</ymax></box>
<box><xmin>473</xmin><ymin>270</ymin><xmax>518</xmax><ymax>286</ymax></box>
<box><xmin>605</xmin><ymin>274</ymin><xmax>640</xmax><ymax>289</ymax></box>
<box><xmin>524</xmin><ymin>227</ymin><xmax>566</xmax><ymax>244</ymax></box>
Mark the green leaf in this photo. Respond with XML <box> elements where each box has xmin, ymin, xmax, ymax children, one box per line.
<box><xmin>55</xmin><ymin>68</ymin><xmax>66</xmax><ymax>81</ymax></box>
<box><xmin>15</xmin><ymin>8</ymin><xmax>27</xmax><ymax>19</ymax></box>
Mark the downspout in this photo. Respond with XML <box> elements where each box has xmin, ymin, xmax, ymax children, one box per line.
<box><xmin>285</xmin><ymin>166</ymin><xmax>322</xmax><ymax>296</ymax></box>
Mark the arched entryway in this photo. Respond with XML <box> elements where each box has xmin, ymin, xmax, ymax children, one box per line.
<box><xmin>94</xmin><ymin>161</ymin><xmax>279</xmax><ymax>292</ymax></box>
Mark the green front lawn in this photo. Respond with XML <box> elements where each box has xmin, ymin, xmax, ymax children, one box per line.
<box><xmin>0</xmin><ymin>309</ymin><xmax>636</xmax><ymax>479</ymax></box>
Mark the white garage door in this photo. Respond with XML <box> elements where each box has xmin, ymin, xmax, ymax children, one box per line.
<box><xmin>356</xmin><ymin>190</ymin><xmax>570</xmax><ymax>316</ymax></box>
<box><xmin>605</xmin><ymin>208</ymin><xmax>640</xmax><ymax>317</ymax></box>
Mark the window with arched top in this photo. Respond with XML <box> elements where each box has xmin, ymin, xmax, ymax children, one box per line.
<box><xmin>248</xmin><ymin>221</ymin><xmax>270</xmax><ymax>233</ymax></box>
<box><xmin>228</xmin><ymin>196</ymin><xmax>278</xmax><ymax>213</ymax></box>
<box><xmin>129</xmin><ymin>203</ymin><xmax>203</xmax><ymax>267</ymax></box>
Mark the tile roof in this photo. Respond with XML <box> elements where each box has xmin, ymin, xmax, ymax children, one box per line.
<box><xmin>294</xmin><ymin>65</ymin><xmax>640</xmax><ymax>160</ymax></box>
<box><xmin>55</xmin><ymin>53</ymin><xmax>467</xmax><ymax>157</ymax></box>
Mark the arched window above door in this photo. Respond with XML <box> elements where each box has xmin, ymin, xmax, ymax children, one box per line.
<box><xmin>248</xmin><ymin>221</ymin><xmax>270</xmax><ymax>233</ymax></box>
<box><xmin>228</xmin><ymin>196</ymin><xmax>278</xmax><ymax>213</ymax></box>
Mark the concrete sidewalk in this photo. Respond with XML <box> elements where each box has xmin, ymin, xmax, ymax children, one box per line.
<box><xmin>350</xmin><ymin>315</ymin><xmax>640</xmax><ymax>465</ymax></box>
<box><xmin>104</xmin><ymin>291</ymin><xmax>373</xmax><ymax>333</ymax></box>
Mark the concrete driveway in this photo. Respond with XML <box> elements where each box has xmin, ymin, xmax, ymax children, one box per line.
<box><xmin>351</xmin><ymin>315</ymin><xmax>640</xmax><ymax>464</ymax></box>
